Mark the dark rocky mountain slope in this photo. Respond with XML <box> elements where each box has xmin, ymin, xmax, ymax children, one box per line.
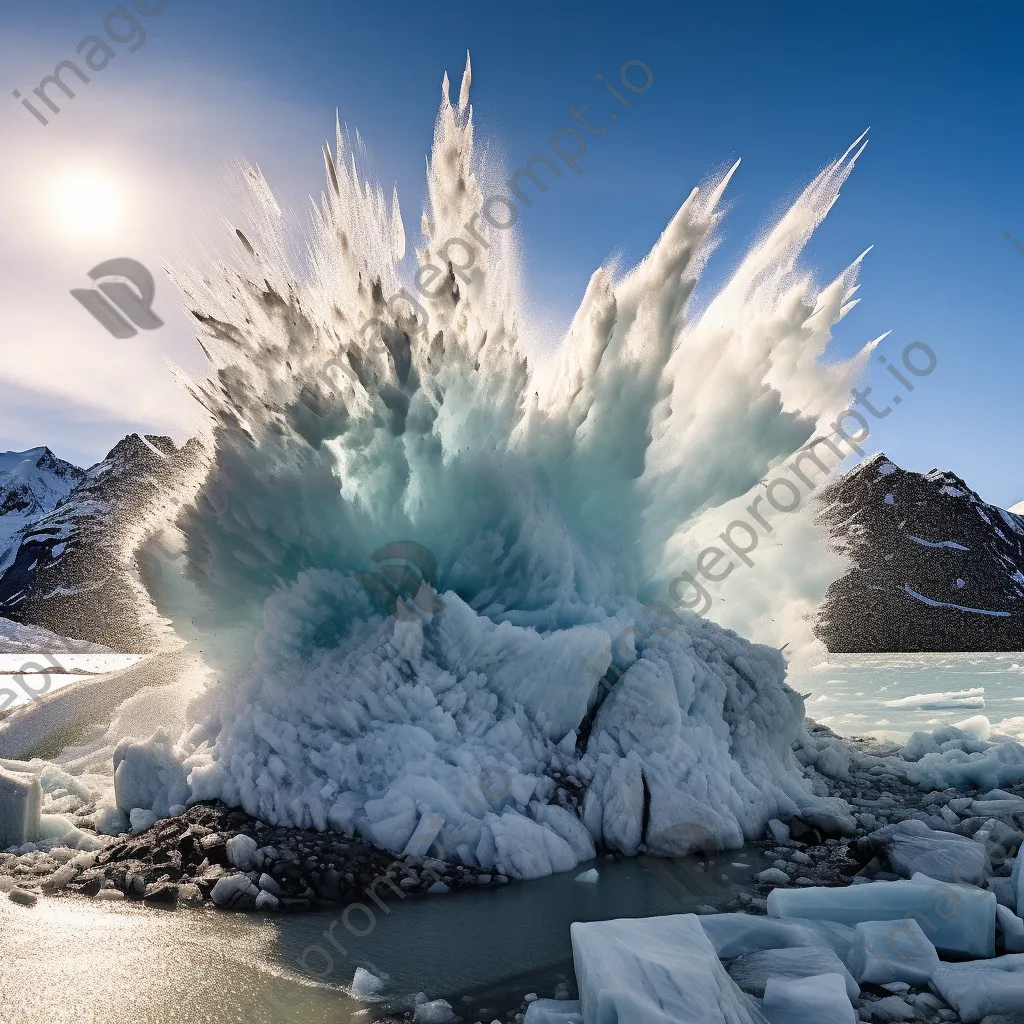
<box><xmin>817</xmin><ymin>453</ymin><xmax>1024</xmax><ymax>652</ymax></box>
<box><xmin>0</xmin><ymin>435</ymin><xmax>203</xmax><ymax>651</ymax></box>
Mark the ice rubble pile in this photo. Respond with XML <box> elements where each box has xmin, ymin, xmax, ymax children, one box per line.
<box><xmin>569</xmin><ymin>895</ymin><xmax>1024</xmax><ymax>1023</ymax></box>
<box><xmin>0</xmin><ymin>758</ymin><xmax>100</xmax><ymax>853</ymax></box>
<box><xmin>102</xmin><ymin>57</ymin><xmax>896</xmax><ymax>875</ymax></box>
<box><xmin>562</xmin><ymin>739</ymin><xmax>1024</xmax><ymax>1024</ymax></box>
<box><xmin>798</xmin><ymin>717</ymin><xmax>1024</xmax><ymax>829</ymax></box>
<box><xmin>108</xmin><ymin>590</ymin><xmax>853</xmax><ymax>879</ymax></box>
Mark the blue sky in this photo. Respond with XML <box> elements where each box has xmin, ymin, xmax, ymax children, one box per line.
<box><xmin>1</xmin><ymin>0</ymin><xmax>1022</xmax><ymax>503</ymax></box>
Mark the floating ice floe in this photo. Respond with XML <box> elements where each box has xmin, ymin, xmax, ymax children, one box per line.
<box><xmin>884</xmin><ymin>687</ymin><xmax>986</xmax><ymax>711</ymax></box>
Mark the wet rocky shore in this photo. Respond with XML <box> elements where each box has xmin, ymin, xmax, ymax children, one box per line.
<box><xmin>1</xmin><ymin>799</ymin><xmax>510</xmax><ymax>912</ymax></box>
<box><xmin>6</xmin><ymin>721</ymin><xmax>1024</xmax><ymax>1022</ymax></box>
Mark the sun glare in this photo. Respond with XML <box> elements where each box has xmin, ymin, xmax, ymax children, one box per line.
<box><xmin>51</xmin><ymin>167</ymin><xmax>125</xmax><ymax>240</ymax></box>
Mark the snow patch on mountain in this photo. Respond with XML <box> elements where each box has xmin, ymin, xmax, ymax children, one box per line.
<box><xmin>0</xmin><ymin>448</ymin><xmax>83</xmax><ymax>575</ymax></box>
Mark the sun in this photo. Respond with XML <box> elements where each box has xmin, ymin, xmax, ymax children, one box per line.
<box><xmin>51</xmin><ymin>166</ymin><xmax>126</xmax><ymax>240</ymax></box>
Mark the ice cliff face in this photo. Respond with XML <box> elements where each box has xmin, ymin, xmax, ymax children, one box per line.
<box><xmin>818</xmin><ymin>453</ymin><xmax>1024</xmax><ymax>652</ymax></box>
<box><xmin>116</xmin><ymin>58</ymin><xmax>874</xmax><ymax>872</ymax></box>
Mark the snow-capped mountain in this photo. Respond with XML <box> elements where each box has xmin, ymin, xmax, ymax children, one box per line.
<box><xmin>0</xmin><ymin>434</ymin><xmax>203</xmax><ymax>651</ymax></box>
<box><xmin>0</xmin><ymin>448</ymin><xmax>84</xmax><ymax>575</ymax></box>
<box><xmin>817</xmin><ymin>453</ymin><xmax>1024</xmax><ymax>652</ymax></box>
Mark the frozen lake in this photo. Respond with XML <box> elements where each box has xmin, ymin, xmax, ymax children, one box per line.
<box><xmin>793</xmin><ymin>650</ymin><xmax>1024</xmax><ymax>742</ymax></box>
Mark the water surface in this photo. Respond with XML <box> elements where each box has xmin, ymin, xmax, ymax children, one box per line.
<box><xmin>793</xmin><ymin>650</ymin><xmax>1024</xmax><ymax>741</ymax></box>
<box><xmin>0</xmin><ymin>851</ymin><xmax>770</xmax><ymax>1022</ymax></box>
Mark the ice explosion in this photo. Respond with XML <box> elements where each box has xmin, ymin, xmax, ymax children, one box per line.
<box><xmin>153</xmin><ymin>59</ymin><xmax>875</xmax><ymax>877</ymax></box>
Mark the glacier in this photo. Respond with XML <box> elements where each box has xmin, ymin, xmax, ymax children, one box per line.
<box><xmin>116</xmin><ymin>55</ymin><xmax>883</xmax><ymax>878</ymax></box>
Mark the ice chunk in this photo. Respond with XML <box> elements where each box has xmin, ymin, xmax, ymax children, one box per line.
<box><xmin>412</xmin><ymin>999</ymin><xmax>455</xmax><ymax>1023</ymax></box>
<box><xmin>975</xmin><ymin>818</ymin><xmax>1023</xmax><ymax>863</ymax></box>
<box><xmin>768</xmin><ymin>880</ymin><xmax>996</xmax><ymax>957</ymax></box>
<box><xmin>699</xmin><ymin>912</ymin><xmax>856</xmax><ymax>964</ymax></box>
<box><xmin>523</xmin><ymin>999</ymin><xmax>584</xmax><ymax>1024</ymax></box>
<box><xmin>574</xmin><ymin>869</ymin><xmax>599</xmax><ymax>884</ymax></box>
<box><xmin>1014</xmin><ymin>848</ymin><xmax>1024</xmax><ymax>917</ymax></box>
<box><xmin>403</xmin><ymin>812</ymin><xmax>446</xmax><ymax>858</ymax></box>
<box><xmin>112</xmin><ymin>729</ymin><xmax>191</xmax><ymax>819</ymax></box>
<box><xmin>129</xmin><ymin>808</ymin><xmax>158</xmax><ymax>833</ymax></box>
<box><xmin>210</xmin><ymin>873</ymin><xmax>258</xmax><ymax>909</ymax></box>
<box><xmin>531</xmin><ymin>803</ymin><xmax>597</xmax><ymax>864</ymax></box>
<box><xmin>869</xmin><ymin>819</ymin><xmax>988</xmax><ymax>885</ymax></box>
<box><xmin>998</xmin><ymin>904</ymin><xmax>1024</xmax><ymax>953</ymax></box>
<box><xmin>762</xmin><ymin>974</ymin><xmax>856</xmax><ymax>1024</ymax></box>
<box><xmin>571</xmin><ymin>914</ymin><xmax>767</xmax><ymax>1023</ymax></box>
<box><xmin>38</xmin><ymin>814</ymin><xmax>79</xmax><ymax>844</ymax></box>
<box><xmin>226</xmin><ymin>833</ymin><xmax>259</xmax><ymax>870</ymax></box>
<box><xmin>767</xmin><ymin>819</ymin><xmax>790</xmax><ymax>844</ymax></box>
<box><xmin>993</xmin><ymin>875</ymin><xmax>1017</xmax><ymax>909</ymax></box>
<box><xmin>869</xmin><ymin>995</ymin><xmax>916</xmax><ymax>1020</ymax></box>
<box><xmin>850</xmin><ymin>919</ymin><xmax>940</xmax><ymax>985</ymax></box>
<box><xmin>931</xmin><ymin>959</ymin><xmax>1024</xmax><ymax>1022</ymax></box>
<box><xmin>973</xmin><ymin>799</ymin><xmax>1024</xmax><ymax>818</ymax></box>
<box><xmin>904</xmin><ymin>738</ymin><xmax>1024</xmax><ymax>792</ymax></box>
<box><xmin>351</xmin><ymin>967</ymin><xmax>386</xmax><ymax>1000</ymax></box>
<box><xmin>254</xmin><ymin>890</ymin><xmax>278</xmax><ymax>911</ymax></box>
<box><xmin>726</xmin><ymin>946</ymin><xmax>858</xmax><ymax>1001</ymax></box>
<box><xmin>258</xmin><ymin>873</ymin><xmax>281</xmax><ymax>896</ymax></box>
<box><xmin>490</xmin><ymin>810</ymin><xmax>580</xmax><ymax>880</ymax></box>
<box><xmin>0</xmin><ymin>765</ymin><xmax>41</xmax><ymax>848</ymax></box>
